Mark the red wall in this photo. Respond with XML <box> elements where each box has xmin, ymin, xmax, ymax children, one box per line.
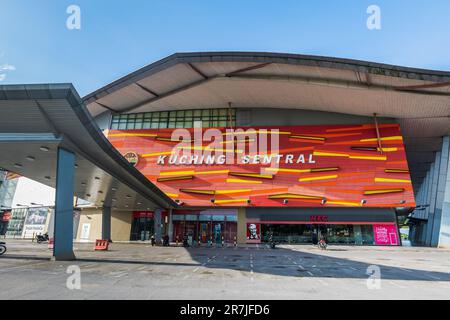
<box><xmin>107</xmin><ymin>124</ymin><xmax>415</xmax><ymax>208</ymax></box>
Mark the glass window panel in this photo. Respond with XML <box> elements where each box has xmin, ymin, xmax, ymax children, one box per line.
<box><xmin>144</xmin><ymin>113</ymin><xmax>152</xmax><ymax>119</ymax></box>
<box><xmin>202</xmin><ymin>121</ymin><xmax>210</xmax><ymax>128</ymax></box>
<box><xmin>226</xmin><ymin>215</ymin><xmax>237</xmax><ymax>222</ymax></box>
<box><xmin>120</xmin><ymin>114</ymin><xmax>128</xmax><ymax>121</ymax></box>
<box><xmin>219</xmin><ymin>121</ymin><xmax>227</xmax><ymax>127</ymax></box>
<box><xmin>176</xmin><ymin>122</ymin><xmax>184</xmax><ymax>128</ymax></box>
<box><xmin>169</xmin><ymin>111</ymin><xmax>176</xmax><ymax>117</ymax></box>
<box><xmin>160</xmin><ymin>111</ymin><xmax>168</xmax><ymax>117</ymax></box>
<box><xmin>111</xmin><ymin>123</ymin><xmax>119</xmax><ymax>129</ymax></box>
<box><xmin>185</xmin><ymin>110</ymin><xmax>193</xmax><ymax>117</ymax></box>
<box><xmin>176</xmin><ymin>110</ymin><xmax>185</xmax><ymax>117</ymax></box>
<box><xmin>135</xmin><ymin>113</ymin><xmax>143</xmax><ymax>120</ymax></box>
<box><xmin>134</xmin><ymin>122</ymin><xmax>143</xmax><ymax>129</ymax></box>
<box><xmin>202</xmin><ymin>109</ymin><xmax>210</xmax><ymax>116</ymax></box>
<box><xmin>143</xmin><ymin>122</ymin><xmax>151</xmax><ymax>129</ymax></box>
<box><xmin>168</xmin><ymin>122</ymin><xmax>176</xmax><ymax>128</ymax></box>
<box><xmin>199</xmin><ymin>215</ymin><xmax>212</xmax><ymax>221</ymax></box>
<box><xmin>194</xmin><ymin>110</ymin><xmax>202</xmax><ymax>116</ymax></box>
<box><xmin>184</xmin><ymin>121</ymin><xmax>193</xmax><ymax>128</ymax></box>
<box><xmin>128</xmin><ymin>114</ymin><xmax>136</xmax><ymax>120</ymax></box>
<box><xmin>118</xmin><ymin>123</ymin><xmax>127</xmax><ymax>129</ymax></box>
<box><xmin>172</xmin><ymin>215</ymin><xmax>185</xmax><ymax>221</ymax></box>
<box><xmin>211</xmin><ymin>215</ymin><xmax>225</xmax><ymax>221</ymax></box>
<box><xmin>126</xmin><ymin>122</ymin><xmax>135</xmax><ymax>129</ymax></box>
<box><xmin>211</xmin><ymin>109</ymin><xmax>219</xmax><ymax>116</ymax></box>
<box><xmin>150</xmin><ymin>122</ymin><xmax>159</xmax><ymax>129</ymax></box>
<box><xmin>219</xmin><ymin>109</ymin><xmax>227</xmax><ymax>116</ymax></box>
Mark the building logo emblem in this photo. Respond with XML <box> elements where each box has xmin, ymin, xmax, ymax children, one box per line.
<box><xmin>123</xmin><ymin>151</ymin><xmax>139</xmax><ymax>167</ymax></box>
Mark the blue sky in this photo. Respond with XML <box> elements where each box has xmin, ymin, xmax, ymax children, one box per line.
<box><xmin>1</xmin><ymin>0</ymin><xmax>449</xmax><ymax>96</ymax></box>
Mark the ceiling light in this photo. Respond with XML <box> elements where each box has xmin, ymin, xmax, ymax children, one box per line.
<box><xmin>112</xmin><ymin>198</ymin><xmax>116</xmax><ymax>202</ymax></box>
<box><xmin>126</xmin><ymin>195</ymin><xmax>131</xmax><ymax>198</ymax></box>
<box><xmin>111</xmin><ymin>187</ymin><xmax>117</xmax><ymax>191</ymax></box>
<box><xmin>137</xmin><ymin>202</ymin><xmax>142</xmax><ymax>205</ymax></box>
<box><xmin>98</xmin><ymin>190</ymin><xmax>103</xmax><ymax>194</ymax></box>
<box><xmin>86</xmin><ymin>193</ymin><xmax>91</xmax><ymax>197</ymax></box>
<box><xmin>81</xmin><ymin>182</ymin><xmax>87</xmax><ymax>186</ymax></box>
<box><xmin>94</xmin><ymin>176</ymin><xmax>100</xmax><ymax>180</ymax></box>
<box><xmin>40</xmin><ymin>146</ymin><xmax>50</xmax><ymax>152</ymax></box>
<box><xmin>26</xmin><ymin>156</ymin><xmax>35</xmax><ymax>162</ymax></box>
<box><xmin>44</xmin><ymin>176</ymin><xmax>51</xmax><ymax>180</ymax></box>
<box><xmin>13</xmin><ymin>163</ymin><xmax>23</xmax><ymax>168</ymax></box>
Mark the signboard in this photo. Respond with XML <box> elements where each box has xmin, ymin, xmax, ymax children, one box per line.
<box><xmin>246</xmin><ymin>223</ymin><xmax>261</xmax><ymax>243</ymax></box>
<box><xmin>373</xmin><ymin>224</ymin><xmax>398</xmax><ymax>245</ymax></box>
<box><xmin>80</xmin><ymin>223</ymin><xmax>91</xmax><ymax>241</ymax></box>
<box><xmin>108</xmin><ymin>124</ymin><xmax>415</xmax><ymax>208</ymax></box>
<box><xmin>22</xmin><ymin>207</ymin><xmax>48</xmax><ymax>238</ymax></box>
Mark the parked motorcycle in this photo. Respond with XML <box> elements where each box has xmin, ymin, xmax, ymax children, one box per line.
<box><xmin>0</xmin><ymin>242</ymin><xmax>6</xmax><ymax>255</ymax></box>
<box><xmin>36</xmin><ymin>233</ymin><xmax>49</xmax><ymax>244</ymax></box>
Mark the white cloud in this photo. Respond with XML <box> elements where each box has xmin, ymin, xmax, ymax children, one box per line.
<box><xmin>0</xmin><ymin>73</ymin><xmax>6</xmax><ymax>81</ymax></box>
<box><xmin>0</xmin><ymin>64</ymin><xmax>15</xmax><ymax>71</ymax></box>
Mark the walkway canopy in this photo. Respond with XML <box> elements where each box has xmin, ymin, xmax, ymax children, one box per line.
<box><xmin>83</xmin><ymin>52</ymin><xmax>450</xmax><ymax>191</ymax></box>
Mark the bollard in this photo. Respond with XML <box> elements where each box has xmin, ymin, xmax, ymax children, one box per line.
<box><xmin>234</xmin><ymin>236</ymin><xmax>237</xmax><ymax>247</ymax></box>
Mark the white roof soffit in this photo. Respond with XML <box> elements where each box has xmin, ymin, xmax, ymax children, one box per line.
<box><xmin>83</xmin><ymin>52</ymin><xmax>450</xmax><ymax>190</ymax></box>
<box><xmin>0</xmin><ymin>84</ymin><xmax>177</xmax><ymax>210</ymax></box>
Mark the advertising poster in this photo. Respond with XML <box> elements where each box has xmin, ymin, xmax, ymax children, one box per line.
<box><xmin>246</xmin><ymin>223</ymin><xmax>261</xmax><ymax>243</ymax></box>
<box><xmin>22</xmin><ymin>207</ymin><xmax>48</xmax><ymax>238</ymax></box>
<box><xmin>373</xmin><ymin>224</ymin><xmax>399</xmax><ymax>246</ymax></box>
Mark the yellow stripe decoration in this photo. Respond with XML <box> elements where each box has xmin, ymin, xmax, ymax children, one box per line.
<box><xmin>180</xmin><ymin>189</ymin><xmax>215</xmax><ymax>195</ymax></box>
<box><xmin>177</xmin><ymin>146</ymin><xmax>243</xmax><ymax>153</ymax></box>
<box><xmin>374</xmin><ymin>177</ymin><xmax>411</xmax><ymax>183</ymax></box>
<box><xmin>160</xmin><ymin>170</ymin><xmax>195</xmax><ymax>176</ymax></box>
<box><xmin>220</xmin><ymin>139</ymin><xmax>255</xmax><ymax>144</ymax></box>
<box><xmin>155</xmin><ymin>137</ymin><xmax>194</xmax><ymax>142</ymax></box>
<box><xmin>349</xmin><ymin>155</ymin><xmax>387</xmax><ymax>161</ymax></box>
<box><xmin>299</xmin><ymin>175</ymin><xmax>338</xmax><ymax>182</ymax></box>
<box><xmin>157</xmin><ymin>175</ymin><xmax>194</xmax><ymax>182</ymax></box>
<box><xmin>215</xmin><ymin>189</ymin><xmax>252</xmax><ymax>195</ymax></box>
<box><xmin>385</xmin><ymin>169</ymin><xmax>409</xmax><ymax>173</ymax></box>
<box><xmin>327</xmin><ymin>201</ymin><xmax>361</xmax><ymax>207</ymax></box>
<box><xmin>313</xmin><ymin>151</ymin><xmax>349</xmax><ymax>158</ymax></box>
<box><xmin>379</xmin><ymin>147</ymin><xmax>398</xmax><ymax>152</ymax></box>
<box><xmin>310</xmin><ymin>167</ymin><xmax>340</xmax><ymax>172</ymax></box>
<box><xmin>265</xmin><ymin>168</ymin><xmax>310</xmax><ymax>173</ymax></box>
<box><xmin>268</xmin><ymin>193</ymin><xmax>323</xmax><ymax>200</ymax></box>
<box><xmin>360</xmin><ymin>136</ymin><xmax>403</xmax><ymax>142</ymax></box>
<box><xmin>364</xmin><ymin>188</ymin><xmax>404</xmax><ymax>195</ymax></box>
<box><xmin>164</xmin><ymin>193</ymin><xmax>179</xmax><ymax>198</ymax></box>
<box><xmin>289</xmin><ymin>135</ymin><xmax>326</xmax><ymax>141</ymax></box>
<box><xmin>229</xmin><ymin>172</ymin><xmax>273</xmax><ymax>179</ymax></box>
<box><xmin>226</xmin><ymin>178</ymin><xmax>263</xmax><ymax>184</ymax></box>
<box><xmin>141</xmin><ymin>151</ymin><xmax>174</xmax><ymax>158</ymax></box>
<box><xmin>108</xmin><ymin>133</ymin><xmax>157</xmax><ymax>137</ymax></box>
<box><xmin>213</xmin><ymin>199</ymin><xmax>249</xmax><ymax>204</ymax></box>
<box><xmin>222</xmin><ymin>130</ymin><xmax>291</xmax><ymax>136</ymax></box>
<box><xmin>195</xmin><ymin>170</ymin><xmax>230</xmax><ymax>175</ymax></box>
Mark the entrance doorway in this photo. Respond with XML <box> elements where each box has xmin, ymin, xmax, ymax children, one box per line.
<box><xmin>130</xmin><ymin>212</ymin><xmax>154</xmax><ymax>241</ymax></box>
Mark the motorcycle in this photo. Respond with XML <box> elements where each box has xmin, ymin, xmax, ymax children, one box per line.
<box><xmin>0</xmin><ymin>242</ymin><xmax>6</xmax><ymax>255</ymax></box>
<box><xmin>318</xmin><ymin>239</ymin><xmax>327</xmax><ymax>250</ymax></box>
<box><xmin>36</xmin><ymin>233</ymin><xmax>49</xmax><ymax>244</ymax></box>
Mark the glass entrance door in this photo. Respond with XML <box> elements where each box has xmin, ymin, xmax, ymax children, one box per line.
<box><xmin>130</xmin><ymin>217</ymin><xmax>154</xmax><ymax>241</ymax></box>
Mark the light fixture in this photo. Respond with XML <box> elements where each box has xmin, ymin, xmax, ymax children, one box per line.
<box><xmin>44</xmin><ymin>176</ymin><xmax>51</xmax><ymax>180</ymax></box>
<box><xmin>210</xmin><ymin>199</ymin><xmax>215</xmax><ymax>203</ymax></box>
<box><xmin>137</xmin><ymin>202</ymin><xmax>142</xmax><ymax>205</ymax></box>
<box><xmin>112</xmin><ymin>198</ymin><xmax>117</xmax><ymax>202</ymax></box>
<box><xmin>74</xmin><ymin>164</ymin><xmax>79</xmax><ymax>168</ymax></box>
<box><xmin>26</xmin><ymin>156</ymin><xmax>35</xmax><ymax>162</ymax></box>
<box><xmin>13</xmin><ymin>163</ymin><xmax>23</xmax><ymax>168</ymax></box>
<box><xmin>399</xmin><ymin>200</ymin><xmax>406</xmax><ymax>204</ymax></box>
<box><xmin>98</xmin><ymin>190</ymin><xmax>103</xmax><ymax>194</ymax></box>
<box><xmin>111</xmin><ymin>187</ymin><xmax>117</xmax><ymax>191</ymax></box>
<box><xmin>30</xmin><ymin>202</ymin><xmax>43</xmax><ymax>206</ymax></box>
<box><xmin>247</xmin><ymin>199</ymin><xmax>251</xmax><ymax>204</ymax></box>
<box><xmin>81</xmin><ymin>182</ymin><xmax>87</xmax><ymax>186</ymax></box>
<box><xmin>283</xmin><ymin>199</ymin><xmax>289</xmax><ymax>205</ymax></box>
<box><xmin>112</xmin><ymin>206</ymin><xmax>117</xmax><ymax>209</ymax></box>
<box><xmin>361</xmin><ymin>199</ymin><xmax>367</xmax><ymax>205</ymax></box>
<box><xmin>126</xmin><ymin>195</ymin><xmax>131</xmax><ymax>198</ymax></box>
<box><xmin>94</xmin><ymin>176</ymin><xmax>100</xmax><ymax>180</ymax></box>
<box><xmin>321</xmin><ymin>198</ymin><xmax>327</xmax><ymax>205</ymax></box>
<box><xmin>125</xmin><ymin>204</ymin><xmax>129</xmax><ymax>208</ymax></box>
<box><xmin>86</xmin><ymin>193</ymin><xmax>91</xmax><ymax>197</ymax></box>
<box><xmin>40</xmin><ymin>146</ymin><xmax>50</xmax><ymax>152</ymax></box>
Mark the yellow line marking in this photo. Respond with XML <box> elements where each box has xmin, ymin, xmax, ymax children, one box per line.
<box><xmin>226</xmin><ymin>178</ymin><xmax>263</xmax><ymax>184</ymax></box>
<box><xmin>215</xmin><ymin>189</ymin><xmax>252</xmax><ymax>195</ymax></box>
<box><xmin>108</xmin><ymin>133</ymin><xmax>157</xmax><ymax>137</ymax></box>
<box><xmin>299</xmin><ymin>175</ymin><xmax>338</xmax><ymax>182</ymax></box>
<box><xmin>164</xmin><ymin>193</ymin><xmax>179</xmax><ymax>198</ymax></box>
<box><xmin>160</xmin><ymin>170</ymin><xmax>196</xmax><ymax>176</ymax></box>
<box><xmin>268</xmin><ymin>193</ymin><xmax>323</xmax><ymax>200</ymax></box>
<box><xmin>364</xmin><ymin>189</ymin><xmax>404</xmax><ymax>195</ymax></box>
<box><xmin>375</xmin><ymin>177</ymin><xmax>411</xmax><ymax>183</ymax></box>
<box><xmin>349</xmin><ymin>155</ymin><xmax>387</xmax><ymax>161</ymax></box>
<box><xmin>141</xmin><ymin>151</ymin><xmax>173</xmax><ymax>158</ymax></box>
<box><xmin>327</xmin><ymin>201</ymin><xmax>361</xmax><ymax>207</ymax></box>
<box><xmin>214</xmin><ymin>199</ymin><xmax>249</xmax><ymax>204</ymax></box>
<box><xmin>313</xmin><ymin>151</ymin><xmax>349</xmax><ymax>157</ymax></box>
<box><xmin>360</xmin><ymin>136</ymin><xmax>403</xmax><ymax>142</ymax></box>
<box><xmin>195</xmin><ymin>170</ymin><xmax>230</xmax><ymax>175</ymax></box>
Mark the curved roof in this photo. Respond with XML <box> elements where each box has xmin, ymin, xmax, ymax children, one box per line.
<box><xmin>82</xmin><ymin>52</ymin><xmax>450</xmax><ymax>190</ymax></box>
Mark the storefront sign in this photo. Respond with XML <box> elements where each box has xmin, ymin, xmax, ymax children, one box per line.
<box><xmin>309</xmin><ymin>215</ymin><xmax>328</xmax><ymax>223</ymax></box>
<box><xmin>373</xmin><ymin>224</ymin><xmax>398</xmax><ymax>245</ymax></box>
<box><xmin>246</xmin><ymin>223</ymin><xmax>261</xmax><ymax>243</ymax></box>
<box><xmin>133</xmin><ymin>211</ymin><xmax>154</xmax><ymax>218</ymax></box>
<box><xmin>1</xmin><ymin>211</ymin><xmax>11</xmax><ymax>222</ymax></box>
<box><xmin>22</xmin><ymin>207</ymin><xmax>48</xmax><ymax>238</ymax></box>
<box><xmin>123</xmin><ymin>151</ymin><xmax>139</xmax><ymax>167</ymax></box>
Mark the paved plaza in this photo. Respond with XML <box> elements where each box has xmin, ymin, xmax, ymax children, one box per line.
<box><xmin>0</xmin><ymin>240</ymin><xmax>449</xmax><ymax>299</ymax></box>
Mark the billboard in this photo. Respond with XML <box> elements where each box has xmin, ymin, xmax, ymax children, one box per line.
<box><xmin>107</xmin><ymin>124</ymin><xmax>415</xmax><ymax>208</ymax></box>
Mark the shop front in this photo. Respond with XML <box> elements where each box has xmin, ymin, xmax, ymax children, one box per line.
<box><xmin>172</xmin><ymin>209</ymin><xmax>237</xmax><ymax>245</ymax></box>
<box><xmin>246</xmin><ymin>208</ymin><xmax>400</xmax><ymax>246</ymax></box>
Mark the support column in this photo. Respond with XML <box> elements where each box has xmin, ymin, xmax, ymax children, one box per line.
<box><xmin>168</xmin><ymin>208</ymin><xmax>173</xmax><ymax>241</ymax></box>
<box><xmin>436</xmin><ymin>136</ymin><xmax>450</xmax><ymax>247</ymax></box>
<box><xmin>53</xmin><ymin>147</ymin><xmax>75</xmax><ymax>261</ymax></box>
<box><xmin>425</xmin><ymin>161</ymin><xmax>437</xmax><ymax>246</ymax></box>
<box><xmin>154</xmin><ymin>208</ymin><xmax>162</xmax><ymax>243</ymax></box>
<box><xmin>237</xmin><ymin>208</ymin><xmax>247</xmax><ymax>244</ymax></box>
<box><xmin>431</xmin><ymin>138</ymin><xmax>450</xmax><ymax>246</ymax></box>
<box><xmin>102</xmin><ymin>206</ymin><xmax>111</xmax><ymax>241</ymax></box>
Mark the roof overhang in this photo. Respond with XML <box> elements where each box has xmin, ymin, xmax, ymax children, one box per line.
<box><xmin>83</xmin><ymin>52</ymin><xmax>450</xmax><ymax>190</ymax></box>
<box><xmin>0</xmin><ymin>84</ymin><xmax>177</xmax><ymax>211</ymax></box>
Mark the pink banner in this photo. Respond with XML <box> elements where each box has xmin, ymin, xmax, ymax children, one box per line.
<box><xmin>373</xmin><ymin>224</ymin><xmax>398</xmax><ymax>245</ymax></box>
